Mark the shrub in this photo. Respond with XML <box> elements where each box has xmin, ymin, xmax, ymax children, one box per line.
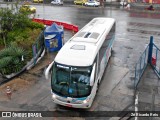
<box><xmin>0</xmin><ymin>3</ymin><xmax>45</xmax><ymax>75</ymax></box>
<box><xmin>0</xmin><ymin>43</ymin><xmax>28</xmax><ymax>75</ymax></box>
<box><xmin>27</xmin><ymin>21</ymin><xmax>44</xmax><ymax>29</ymax></box>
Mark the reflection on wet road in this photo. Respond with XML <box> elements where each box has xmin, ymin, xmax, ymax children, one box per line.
<box><xmin>0</xmin><ymin>4</ymin><xmax>160</xmax><ymax>119</ymax></box>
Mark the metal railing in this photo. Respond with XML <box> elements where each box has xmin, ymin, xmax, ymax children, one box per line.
<box><xmin>150</xmin><ymin>42</ymin><xmax>160</xmax><ymax>77</ymax></box>
<box><xmin>32</xmin><ymin>30</ymin><xmax>45</xmax><ymax>65</ymax></box>
<box><xmin>134</xmin><ymin>44</ymin><xmax>149</xmax><ymax>89</ymax></box>
<box><xmin>135</xmin><ymin>36</ymin><xmax>160</xmax><ymax>89</ymax></box>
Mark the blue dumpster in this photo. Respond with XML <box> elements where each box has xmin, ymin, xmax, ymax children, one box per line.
<box><xmin>44</xmin><ymin>23</ymin><xmax>64</xmax><ymax>52</ymax></box>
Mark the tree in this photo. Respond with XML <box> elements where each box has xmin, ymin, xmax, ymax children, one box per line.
<box><xmin>0</xmin><ymin>7</ymin><xmax>14</xmax><ymax>47</ymax></box>
<box><xmin>0</xmin><ymin>3</ymin><xmax>44</xmax><ymax>76</ymax></box>
<box><xmin>0</xmin><ymin>3</ymin><xmax>30</xmax><ymax>47</ymax></box>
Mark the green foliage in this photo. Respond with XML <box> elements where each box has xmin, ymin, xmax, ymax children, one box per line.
<box><xmin>0</xmin><ymin>7</ymin><xmax>15</xmax><ymax>31</ymax></box>
<box><xmin>0</xmin><ymin>44</ymin><xmax>27</xmax><ymax>75</ymax></box>
<box><xmin>0</xmin><ymin>4</ymin><xmax>44</xmax><ymax>46</ymax></box>
<box><xmin>13</xmin><ymin>13</ymin><xmax>30</xmax><ymax>29</ymax></box>
<box><xmin>0</xmin><ymin>3</ymin><xmax>45</xmax><ymax>75</ymax></box>
<box><xmin>0</xmin><ymin>56</ymin><xmax>13</xmax><ymax>68</ymax></box>
<box><xmin>27</xmin><ymin>21</ymin><xmax>44</xmax><ymax>29</ymax></box>
<box><xmin>7</xmin><ymin>28</ymin><xmax>42</xmax><ymax>49</ymax></box>
<box><xmin>0</xmin><ymin>40</ymin><xmax>4</xmax><ymax>47</ymax></box>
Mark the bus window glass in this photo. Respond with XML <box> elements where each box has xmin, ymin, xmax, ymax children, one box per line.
<box><xmin>71</xmin><ymin>67</ymin><xmax>91</xmax><ymax>84</ymax></box>
<box><xmin>51</xmin><ymin>64</ymin><xmax>70</xmax><ymax>96</ymax></box>
<box><xmin>51</xmin><ymin>63</ymin><xmax>92</xmax><ymax>98</ymax></box>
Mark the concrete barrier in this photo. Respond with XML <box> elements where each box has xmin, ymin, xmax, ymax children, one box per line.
<box><xmin>32</xmin><ymin>18</ymin><xmax>79</xmax><ymax>33</ymax></box>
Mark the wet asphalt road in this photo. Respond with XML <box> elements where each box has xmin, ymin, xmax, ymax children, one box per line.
<box><xmin>0</xmin><ymin>4</ymin><xmax>160</xmax><ymax>120</ymax></box>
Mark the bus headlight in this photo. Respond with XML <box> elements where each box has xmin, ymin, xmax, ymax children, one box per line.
<box><xmin>52</xmin><ymin>94</ymin><xmax>56</xmax><ymax>99</ymax></box>
<box><xmin>83</xmin><ymin>99</ymin><xmax>89</xmax><ymax>104</ymax></box>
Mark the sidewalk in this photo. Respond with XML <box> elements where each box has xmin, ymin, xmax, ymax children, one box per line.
<box><xmin>136</xmin><ymin>65</ymin><xmax>160</xmax><ymax>119</ymax></box>
<box><xmin>105</xmin><ymin>2</ymin><xmax>160</xmax><ymax>12</ymax></box>
<box><xmin>130</xmin><ymin>2</ymin><xmax>160</xmax><ymax>9</ymax></box>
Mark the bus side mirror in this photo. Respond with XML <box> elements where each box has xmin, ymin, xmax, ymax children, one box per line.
<box><xmin>45</xmin><ymin>61</ymin><xmax>54</xmax><ymax>80</ymax></box>
<box><xmin>90</xmin><ymin>63</ymin><xmax>96</xmax><ymax>86</ymax></box>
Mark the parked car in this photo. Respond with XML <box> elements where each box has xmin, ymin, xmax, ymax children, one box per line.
<box><xmin>33</xmin><ymin>0</ymin><xmax>43</xmax><ymax>3</ymax></box>
<box><xmin>51</xmin><ymin>0</ymin><xmax>63</xmax><ymax>5</ymax></box>
<box><xmin>19</xmin><ymin>5</ymin><xmax>36</xmax><ymax>13</ymax></box>
<box><xmin>74</xmin><ymin>0</ymin><xmax>87</xmax><ymax>5</ymax></box>
<box><xmin>85</xmin><ymin>1</ymin><xmax>100</xmax><ymax>7</ymax></box>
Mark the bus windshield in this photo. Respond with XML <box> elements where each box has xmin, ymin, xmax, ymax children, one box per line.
<box><xmin>51</xmin><ymin>63</ymin><xmax>92</xmax><ymax>98</ymax></box>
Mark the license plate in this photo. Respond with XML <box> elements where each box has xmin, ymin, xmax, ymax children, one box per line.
<box><xmin>66</xmin><ymin>104</ymin><xmax>72</xmax><ymax>107</ymax></box>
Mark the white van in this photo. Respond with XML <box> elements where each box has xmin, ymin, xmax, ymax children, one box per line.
<box><xmin>51</xmin><ymin>0</ymin><xmax>63</xmax><ymax>5</ymax></box>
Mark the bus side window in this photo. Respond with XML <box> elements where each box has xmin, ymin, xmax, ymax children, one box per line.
<box><xmin>105</xmin><ymin>23</ymin><xmax>115</xmax><ymax>47</ymax></box>
<box><xmin>98</xmin><ymin>32</ymin><xmax>109</xmax><ymax>68</ymax></box>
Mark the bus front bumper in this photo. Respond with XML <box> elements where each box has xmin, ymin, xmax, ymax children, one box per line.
<box><xmin>52</xmin><ymin>96</ymin><xmax>92</xmax><ymax>108</ymax></box>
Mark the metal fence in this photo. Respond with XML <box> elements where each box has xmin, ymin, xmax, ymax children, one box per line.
<box><xmin>32</xmin><ymin>30</ymin><xmax>45</xmax><ymax>65</ymax></box>
<box><xmin>150</xmin><ymin>43</ymin><xmax>160</xmax><ymax>77</ymax></box>
<box><xmin>134</xmin><ymin>44</ymin><xmax>149</xmax><ymax>89</ymax></box>
<box><xmin>134</xmin><ymin>36</ymin><xmax>160</xmax><ymax>89</ymax></box>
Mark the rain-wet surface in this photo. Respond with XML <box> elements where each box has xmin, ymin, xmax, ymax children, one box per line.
<box><xmin>136</xmin><ymin>65</ymin><xmax>160</xmax><ymax>120</ymax></box>
<box><xmin>0</xmin><ymin>4</ymin><xmax>160</xmax><ymax>120</ymax></box>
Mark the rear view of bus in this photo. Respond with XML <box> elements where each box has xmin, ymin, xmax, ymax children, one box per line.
<box><xmin>45</xmin><ymin>17</ymin><xmax>116</xmax><ymax>108</ymax></box>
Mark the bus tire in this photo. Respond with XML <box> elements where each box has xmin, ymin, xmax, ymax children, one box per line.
<box><xmin>111</xmin><ymin>47</ymin><xmax>113</xmax><ymax>53</ymax></box>
<box><xmin>110</xmin><ymin>47</ymin><xmax>113</xmax><ymax>57</ymax></box>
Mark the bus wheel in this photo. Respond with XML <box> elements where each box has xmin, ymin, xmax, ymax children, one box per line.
<box><xmin>110</xmin><ymin>47</ymin><xmax>113</xmax><ymax>57</ymax></box>
<box><xmin>111</xmin><ymin>47</ymin><xmax>113</xmax><ymax>52</ymax></box>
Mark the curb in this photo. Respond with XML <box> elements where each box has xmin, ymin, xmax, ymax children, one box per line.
<box><xmin>32</xmin><ymin>18</ymin><xmax>79</xmax><ymax>32</ymax></box>
<box><xmin>1</xmin><ymin>1</ymin><xmax>160</xmax><ymax>8</ymax></box>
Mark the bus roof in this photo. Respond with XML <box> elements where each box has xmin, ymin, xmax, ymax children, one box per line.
<box><xmin>55</xmin><ymin>17</ymin><xmax>115</xmax><ymax>66</ymax></box>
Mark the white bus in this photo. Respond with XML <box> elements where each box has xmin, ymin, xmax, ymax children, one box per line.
<box><xmin>45</xmin><ymin>17</ymin><xmax>116</xmax><ymax>108</ymax></box>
